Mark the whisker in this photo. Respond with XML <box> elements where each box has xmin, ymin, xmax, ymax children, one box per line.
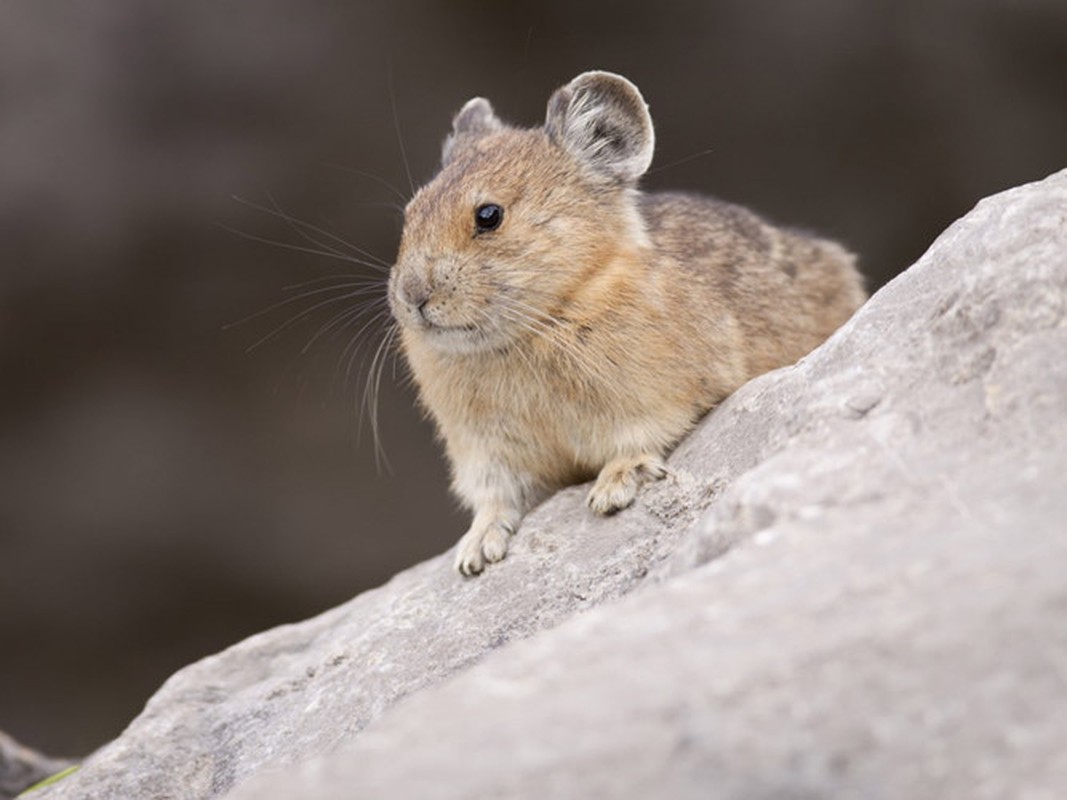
<box><xmin>646</xmin><ymin>147</ymin><xmax>714</xmax><ymax>176</ymax></box>
<box><xmin>493</xmin><ymin>298</ymin><xmax>626</xmax><ymax>402</ymax></box>
<box><xmin>223</xmin><ymin>280</ymin><xmax>384</xmax><ymax>330</ymax></box>
<box><xmin>245</xmin><ymin>288</ymin><xmax>385</xmax><ymax>352</ymax></box>
<box><xmin>474</xmin><ymin>306</ymin><xmax>538</xmax><ymax>376</ymax></box>
<box><xmin>325</xmin><ymin>306</ymin><xmax>397</xmax><ymax>472</ymax></box>
<box><xmin>282</xmin><ymin>273</ymin><xmax>379</xmax><ymax>291</ymax></box>
<box><xmin>388</xmin><ymin>61</ymin><xmax>416</xmax><ymax>198</ymax></box>
<box><xmin>265</xmin><ymin>192</ymin><xmax>392</xmax><ymax>268</ymax></box>
<box><xmin>301</xmin><ymin>295</ymin><xmax>389</xmax><ymax>355</ymax></box>
<box><xmin>262</xmin><ymin>191</ymin><xmax>353</xmax><ymax>264</ymax></box>
<box><xmin>216</xmin><ymin>222</ymin><xmax>388</xmax><ymax>273</ymax></box>
<box><xmin>343</xmin><ymin>307</ymin><xmax>394</xmax><ymax>389</ymax></box>
<box><xmin>231</xmin><ymin>194</ymin><xmax>391</xmax><ymax>269</ymax></box>
<box><xmin>228</xmin><ymin>197</ymin><xmax>347</xmax><ymax>259</ymax></box>
<box><xmin>322</xmin><ymin>162</ymin><xmax>411</xmax><ymax>205</ymax></box>
<box><xmin>359</xmin><ymin>200</ymin><xmax>407</xmax><ymax>216</ymax></box>
<box><xmin>363</xmin><ymin>323</ymin><xmax>400</xmax><ymax>474</ymax></box>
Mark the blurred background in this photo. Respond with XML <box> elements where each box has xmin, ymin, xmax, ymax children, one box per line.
<box><xmin>1</xmin><ymin>0</ymin><xmax>1064</xmax><ymax>758</ymax></box>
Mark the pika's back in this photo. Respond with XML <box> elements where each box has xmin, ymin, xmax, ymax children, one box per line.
<box><xmin>639</xmin><ymin>191</ymin><xmax>866</xmax><ymax>375</ymax></box>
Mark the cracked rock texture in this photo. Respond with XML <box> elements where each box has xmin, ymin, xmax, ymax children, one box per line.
<box><xmin>34</xmin><ymin>169</ymin><xmax>1067</xmax><ymax>800</ymax></box>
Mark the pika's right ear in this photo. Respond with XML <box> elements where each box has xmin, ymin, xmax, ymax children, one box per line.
<box><xmin>441</xmin><ymin>97</ymin><xmax>504</xmax><ymax>166</ymax></box>
<box><xmin>544</xmin><ymin>71</ymin><xmax>654</xmax><ymax>184</ymax></box>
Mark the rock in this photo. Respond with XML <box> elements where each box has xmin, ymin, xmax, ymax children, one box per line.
<box><xmin>32</xmin><ymin>169</ymin><xmax>1067</xmax><ymax>800</ymax></box>
<box><xmin>0</xmin><ymin>731</ymin><xmax>72</xmax><ymax>800</ymax></box>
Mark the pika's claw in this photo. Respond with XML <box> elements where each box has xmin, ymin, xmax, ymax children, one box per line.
<box><xmin>454</xmin><ymin>520</ymin><xmax>512</xmax><ymax>576</ymax></box>
<box><xmin>587</xmin><ymin>454</ymin><xmax>667</xmax><ymax>515</ymax></box>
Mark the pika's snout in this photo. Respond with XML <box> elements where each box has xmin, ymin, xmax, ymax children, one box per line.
<box><xmin>394</xmin><ymin>270</ymin><xmax>432</xmax><ymax>321</ymax></box>
<box><xmin>391</xmin><ymin>260</ymin><xmax>468</xmax><ymax>335</ymax></box>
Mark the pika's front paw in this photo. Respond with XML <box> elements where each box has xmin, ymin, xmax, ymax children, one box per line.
<box><xmin>453</xmin><ymin>520</ymin><xmax>512</xmax><ymax>577</ymax></box>
<box><xmin>587</xmin><ymin>454</ymin><xmax>668</xmax><ymax>515</ymax></box>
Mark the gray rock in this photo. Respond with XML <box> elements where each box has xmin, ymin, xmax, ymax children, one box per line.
<box><xmin>0</xmin><ymin>731</ymin><xmax>72</xmax><ymax>800</ymax></box>
<box><xmin>34</xmin><ymin>169</ymin><xmax>1067</xmax><ymax>800</ymax></box>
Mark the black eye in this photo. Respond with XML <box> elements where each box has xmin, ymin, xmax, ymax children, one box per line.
<box><xmin>474</xmin><ymin>203</ymin><xmax>504</xmax><ymax>233</ymax></box>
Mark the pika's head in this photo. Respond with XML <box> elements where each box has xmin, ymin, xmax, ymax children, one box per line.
<box><xmin>389</xmin><ymin>71</ymin><xmax>655</xmax><ymax>354</ymax></box>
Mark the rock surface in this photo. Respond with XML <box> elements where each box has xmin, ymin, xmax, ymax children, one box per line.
<box><xmin>33</xmin><ymin>169</ymin><xmax>1067</xmax><ymax>800</ymax></box>
<box><xmin>0</xmin><ymin>732</ymin><xmax>72</xmax><ymax>800</ymax></box>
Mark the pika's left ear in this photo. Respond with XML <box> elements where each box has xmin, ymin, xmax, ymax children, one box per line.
<box><xmin>544</xmin><ymin>71</ymin><xmax>654</xmax><ymax>184</ymax></box>
<box><xmin>442</xmin><ymin>97</ymin><xmax>504</xmax><ymax>166</ymax></box>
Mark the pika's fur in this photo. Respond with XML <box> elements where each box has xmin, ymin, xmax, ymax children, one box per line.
<box><xmin>388</xmin><ymin>71</ymin><xmax>866</xmax><ymax>576</ymax></box>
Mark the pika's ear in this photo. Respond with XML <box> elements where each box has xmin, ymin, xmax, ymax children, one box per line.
<box><xmin>545</xmin><ymin>71</ymin><xmax>654</xmax><ymax>184</ymax></box>
<box><xmin>442</xmin><ymin>97</ymin><xmax>504</xmax><ymax>165</ymax></box>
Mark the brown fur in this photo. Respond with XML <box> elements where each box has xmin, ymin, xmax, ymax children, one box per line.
<box><xmin>388</xmin><ymin>72</ymin><xmax>866</xmax><ymax>575</ymax></box>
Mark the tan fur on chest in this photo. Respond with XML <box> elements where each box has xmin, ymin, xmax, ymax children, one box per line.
<box><xmin>400</xmin><ymin>246</ymin><xmax>710</xmax><ymax>496</ymax></box>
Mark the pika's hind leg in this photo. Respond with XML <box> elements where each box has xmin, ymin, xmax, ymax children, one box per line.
<box><xmin>587</xmin><ymin>453</ymin><xmax>667</xmax><ymax>515</ymax></box>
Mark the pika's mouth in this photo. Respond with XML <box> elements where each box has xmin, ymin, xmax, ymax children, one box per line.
<box><xmin>404</xmin><ymin>313</ymin><xmax>481</xmax><ymax>340</ymax></box>
<box><xmin>389</xmin><ymin>285</ymin><xmax>479</xmax><ymax>336</ymax></box>
<box><xmin>410</xmin><ymin>313</ymin><xmax>504</xmax><ymax>355</ymax></box>
<box><xmin>425</xmin><ymin>321</ymin><xmax>479</xmax><ymax>334</ymax></box>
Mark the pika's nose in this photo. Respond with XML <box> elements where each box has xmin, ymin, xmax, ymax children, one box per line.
<box><xmin>399</xmin><ymin>273</ymin><xmax>431</xmax><ymax>318</ymax></box>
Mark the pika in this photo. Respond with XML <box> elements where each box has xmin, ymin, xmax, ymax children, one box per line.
<box><xmin>388</xmin><ymin>71</ymin><xmax>866</xmax><ymax>576</ymax></box>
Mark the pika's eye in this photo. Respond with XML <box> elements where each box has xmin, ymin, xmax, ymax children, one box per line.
<box><xmin>474</xmin><ymin>203</ymin><xmax>504</xmax><ymax>234</ymax></box>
